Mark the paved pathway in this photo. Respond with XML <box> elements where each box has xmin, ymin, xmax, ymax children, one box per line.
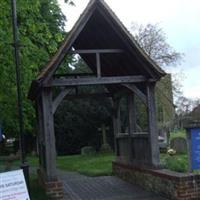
<box><xmin>58</xmin><ymin>171</ymin><xmax>169</xmax><ymax>200</ymax></box>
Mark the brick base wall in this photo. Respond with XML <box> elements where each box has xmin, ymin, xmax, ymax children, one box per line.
<box><xmin>37</xmin><ymin>170</ymin><xmax>64</xmax><ymax>200</ymax></box>
<box><xmin>113</xmin><ymin>161</ymin><xmax>200</xmax><ymax>200</ymax></box>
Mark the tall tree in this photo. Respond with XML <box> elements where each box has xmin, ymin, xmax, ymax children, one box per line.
<box><xmin>131</xmin><ymin>23</ymin><xmax>182</xmax><ymax>67</ymax></box>
<box><xmin>0</xmin><ymin>0</ymin><xmax>73</xmax><ymax>136</ymax></box>
<box><xmin>131</xmin><ymin>23</ymin><xmax>183</xmax><ymax>129</ymax></box>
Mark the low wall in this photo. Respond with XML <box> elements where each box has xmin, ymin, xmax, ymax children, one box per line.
<box><xmin>113</xmin><ymin>161</ymin><xmax>200</xmax><ymax>200</ymax></box>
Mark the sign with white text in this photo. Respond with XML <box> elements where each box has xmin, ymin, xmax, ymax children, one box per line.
<box><xmin>0</xmin><ymin>169</ymin><xmax>30</xmax><ymax>200</ymax></box>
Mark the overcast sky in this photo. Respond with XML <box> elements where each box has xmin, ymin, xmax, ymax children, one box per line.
<box><xmin>58</xmin><ymin>0</ymin><xmax>200</xmax><ymax>99</ymax></box>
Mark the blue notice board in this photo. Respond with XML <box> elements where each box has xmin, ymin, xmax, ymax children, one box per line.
<box><xmin>191</xmin><ymin>128</ymin><xmax>200</xmax><ymax>170</ymax></box>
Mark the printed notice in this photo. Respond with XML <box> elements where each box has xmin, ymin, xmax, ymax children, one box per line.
<box><xmin>0</xmin><ymin>169</ymin><xmax>30</xmax><ymax>200</ymax></box>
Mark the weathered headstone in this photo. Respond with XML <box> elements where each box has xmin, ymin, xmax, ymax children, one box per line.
<box><xmin>81</xmin><ymin>146</ymin><xmax>95</xmax><ymax>155</ymax></box>
<box><xmin>98</xmin><ymin>124</ymin><xmax>112</xmax><ymax>153</ymax></box>
<box><xmin>158</xmin><ymin>128</ymin><xmax>170</xmax><ymax>152</ymax></box>
<box><xmin>170</xmin><ymin>137</ymin><xmax>187</xmax><ymax>153</ymax></box>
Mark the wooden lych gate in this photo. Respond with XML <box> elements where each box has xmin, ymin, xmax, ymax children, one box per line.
<box><xmin>28</xmin><ymin>0</ymin><xmax>166</xmax><ymax>198</ymax></box>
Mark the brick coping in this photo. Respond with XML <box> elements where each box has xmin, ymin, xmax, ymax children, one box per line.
<box><xmin>113</xmin><ymin>161</ymin><xmax>200</xmax><ymax>181</ymax></box>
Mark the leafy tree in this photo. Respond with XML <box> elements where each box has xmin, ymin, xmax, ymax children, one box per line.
<box><xmin>176</xmin><ymin>96</ymin><xmax>200</xmax><ymax>116</ymax></box>
<box><xmin>174</xmin><ymin>96</ymin><xmax>200</xmax><ymax>129</ymax></box>
<box><xmin>54</xmin><ymin>96</ymin><xmax>113</xmax><ymax>155</ymax></box>
<box><xmin>131</xmin><ymin>23</ymin><xmax>182</xmax><ymax>67</ymax></box>
<box><xmin>0</xmin><ymin>0</ymin><xmax>73</xmax><ymax>137</ymax></box>
<box><xmin>131</xmin><ymin>23</ymin><xmax>184</xmax><ymax>129</ymax></box>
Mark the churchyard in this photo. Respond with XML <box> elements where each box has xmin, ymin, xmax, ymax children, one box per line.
<box><xmin>0</xmin><ymin>129</ymin><xmax>195</xmax><ymax>200</ymax></box>
<box><xmin>1</xmin><ymin>0</ymin><xmax>200</xmax><ymax>199</ymax></box>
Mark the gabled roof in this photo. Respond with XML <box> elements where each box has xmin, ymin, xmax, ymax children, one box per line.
<box><xmin>28</xmin><ymin>0</ymin><xmax>166</xmax><ymax>100</ymax></box>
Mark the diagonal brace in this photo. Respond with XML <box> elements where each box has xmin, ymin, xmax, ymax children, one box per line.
<box><xmin>52</xmin><ymin>88</ymin><xmax>72</xmax><ymax>114</ymax></box>
<box><xmin>123</xmin><ymin>84</ymin><xmax>147</xmax><ymax>106</ymax></box>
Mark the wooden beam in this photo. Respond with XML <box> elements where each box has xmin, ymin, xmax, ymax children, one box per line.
<box><xmin>46</xmin><ymin>75</ymin><xmax>147</xmax><ymax>87</ymax></box>
<box><xmin>147</xmin><ymin>82</ymin><xmax>160</xmax><ymax>167</ymax></box>
<box><xmin>52</xmin><ymin>88</ymin><xmax>72</xmax><ymax>114</ymax></box>
<box><xmin>64</xmin><ymin>93</ymin><xmax>112</xmax><ymax>100</ymax></box>
<box><xmin>126</xmin><ymin>93</ymin><xmax>136</xmax><ymax>162</ymax></box>
<box><xmin>43</xmin><ymin>2</ymin><xmax>96</xmax><ymax>84</ymax></box>
<box><xmin>69</xmin><ymin>49</ymin><xmax>124</xmax><ymax>54</ymax></box>
<box><xmin>41</xmin><ymin>88</ymin><xmax>57</xmax><ymax>180</ymax></box>
<box><xmin>97</xmin><ymin>7</ymin><xmax>158</xmax><ymax>79</ymax></box>
<box><xmin>116</xmin><ymin>132</ymin><xmax>149</xmax><ymax>139</ymax></box>
<box><xmin>128</xmin><ymin>93</ymin><xmax>137</xmax><ymax>134</ymax></box>
<box><xmin>123</xmin><ymin>84</ymin><xmax>147</xmax><ymax>106</ymax></box>
<box><xmin>35</xmin><ymin>97</ymin><xmax>45</xmax><ymax>170</ymax></box>
<box><xmin>112</xmin><ymin>98</ymin><xmax>121</xmax><ymax>156</ymax></box>
<box><xmin>53</xmin><ymin>73</ymin><xmax>95</xmax><ymax>78</ymax></box>
<box><xmin>96</xmin><ymin>53</ymin><xmax>101</xmax><ymax>78</ymax></box>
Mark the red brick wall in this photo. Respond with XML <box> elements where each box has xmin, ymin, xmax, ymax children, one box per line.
<box><xmin>45</xmin><ymin>181</ymin><xmax>64</xmax><ymax>200</ymax></box>
<box><xmin>113</xmin><ymin>161</ymin><xmax>200</xmax><ymax>200</ymax></box>
<box><xmin>37</xmin><ymin>169</ymin><xmax>64</xmax><ymax>200</ymax></box>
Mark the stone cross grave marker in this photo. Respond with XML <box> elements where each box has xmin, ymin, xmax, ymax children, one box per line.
<box><xmin>98</xmin><ymin>124</ymin><xmax>112</xmax><ymax>152</ymax></box>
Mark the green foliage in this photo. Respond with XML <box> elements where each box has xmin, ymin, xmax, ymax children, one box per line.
<box><xmin>57</xmin><ymin>153</ymin><xmax>115</xmax><ymax>176</ymax></box>
<box><xmin>170</xmin><ymin>129</ymin><xmax>186</xmax><ymax>140</ymax></box>
<box><xmin>160</xmin><ymin>153</ymin><xmax>188</xmax><ymax>173</ymax></box>
<box><xmin>30</xmin><ymin>175</ymin><xmax>52</xmax><ymax>200</ymax></box>
<box><xmin>156</xmin><ymin>74</ymin><xmax>175</xmax><ymax>130</ymax></box>
<box><xmin>54</xmin><ymin>95</ymin><xmax>113</xmax><ymax>155</ymax></box>
<box><xmin>0</xmin><ymin>0</ymin><xmax>71</xmax><ymax>137</ymax></box>
<box><xmin>54</xmin><ymin>57</ymin><xmax>113</xmax><ymax>154</ymax></box>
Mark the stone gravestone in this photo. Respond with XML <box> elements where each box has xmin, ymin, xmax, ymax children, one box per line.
<box><xmin>158</xmin><ymin>128</ymin><xmax>170</xmax><ymax>153</ymax></box>
<box><xmin>170</xmin><ymin>137</ymin><xmax>187</xmax><ymax>153</ymax></box>
<box><xmin>98</xmin><ymin>124</ymin><xmax>112</xmax><ymax>153</ymax></box>
<box><xmin>81</xmin><ymin>146</ymin><xmax>95</xmax><ymax>155</ymax></box>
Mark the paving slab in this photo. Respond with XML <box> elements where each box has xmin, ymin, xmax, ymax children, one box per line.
<box><xmin>58</xmin><ymin>171</ymin><xmax>169</xmax><ymax>200</ymax></box>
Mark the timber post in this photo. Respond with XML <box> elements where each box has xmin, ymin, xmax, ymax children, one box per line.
<box><xmin>126</xmin><ymin>93</ymin><xmax>136</xmax><ymax>162</ymax></box>
<box><xmin>128</xmin><ymin>93</ymin><xmax>136</xmax><ymax>134</ymax></box>
<box><xmin>41</xmin><ymin>88</ymin><xmax>57</xmax><ymax>180</ymax></box>
<box><xmin>112</xmin><ymin>98</ymin><xmax>121</xmax><ymax>156</ymax></box>
<box><xmin>147</xmin><ymin>82</ymin><xmax>160</xmax><ymax>168</ymax></box>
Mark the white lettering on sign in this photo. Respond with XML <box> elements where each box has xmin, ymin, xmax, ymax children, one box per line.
<box><xmin>0</xmin><ymin>169</ymin><xmax>30</xmax><ymax>200</ymax></box>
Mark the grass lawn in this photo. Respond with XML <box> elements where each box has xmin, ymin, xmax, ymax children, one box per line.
<box><xmin>57</xmin><ymin>153</ymin><xmax>115</xmax><ymax>176</ymax></box>
<box><xmin>0</xmin><ymin>152</ymin><xmax>115</xmax><ymax>176</ymax></box>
